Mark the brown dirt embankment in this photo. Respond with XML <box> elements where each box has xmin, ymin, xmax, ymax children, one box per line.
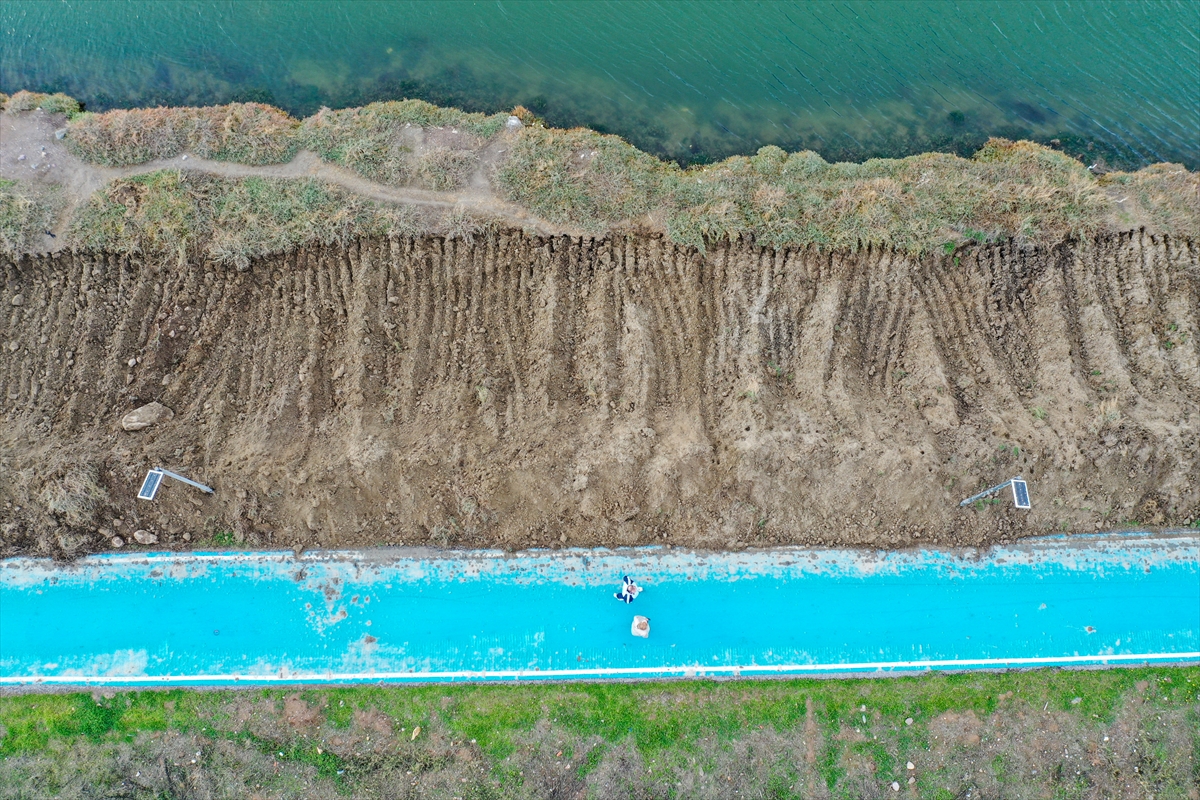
<box><xmin>1</xmin><ymin>230</ymin><xmax>1197</xmax><ymax>558</ymax></box>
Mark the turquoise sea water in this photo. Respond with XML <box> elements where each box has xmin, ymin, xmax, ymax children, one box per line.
<box><xmin>1</xmin><ymin>1</ymin><xmax>1197</xmax><ymax>168</ymax></box>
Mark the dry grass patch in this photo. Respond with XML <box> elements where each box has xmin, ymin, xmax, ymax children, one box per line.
<box><xmin>66</xmin><ymin>103</ymin><xmax>300</xmax><ymax>166</ymax></box>
<box><xmin>299</xmin><ymin>99</ymin><xmax>508</xmax><ymax>189</ymax></box>
<box><xmin>66</xmin><ymin>170</ymin><xmax>429</xmax><ymax>269</ymax></box>
<box><xmin>1</xmin><ymin>90</ymin><xmax>80</xmax><ymax>116</ymax></box>
<box><xmin>1102</xmin><ymin>163</ymin><xmax>1200</xmax><ymax>240</ymax></box>
<box><xmin>497</xmin><ymin>125</ymin><xmax>673</xmax><ymax>233</ymax></box>
<box><xmin>0</xmin><ymin>179</ymin><xmax>62</xmax><ymax>257</ymax></box>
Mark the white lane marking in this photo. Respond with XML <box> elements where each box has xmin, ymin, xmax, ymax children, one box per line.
<box><xmin>3</xmin><ymin>652</ymin><xmax>1197</xmax><ymax>684</ymax></box>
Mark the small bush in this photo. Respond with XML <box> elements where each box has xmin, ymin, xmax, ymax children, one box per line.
<box><xmin>38</xmin><ymin>462</ymin><xmax>107</xmax><ymax>526</ymax></box>
<box><xmin>2</xmin><ymin>90</ymin><xmax>81</xmax><ymax>116</ymax></box>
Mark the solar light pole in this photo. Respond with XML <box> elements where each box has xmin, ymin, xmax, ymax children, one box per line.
<box><xmin>137</xmin><ymin>468</ymin><xmax>214</xmax><ymax>501</ymax></box>
<box><xmin>959</xmin><ymin>476</ymin><xmax>1031</xmax><ymax>509</ymax></box>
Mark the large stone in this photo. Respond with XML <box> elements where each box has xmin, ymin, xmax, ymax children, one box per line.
<box><xmin>121</xmin><ymin>401</ymin><xmax>175</xmax><ymax>431</ymax></box>
<box><xmin>133</xmin><ymin>529</ymin><xmax>158</xmax><ymax>545</ymax></box>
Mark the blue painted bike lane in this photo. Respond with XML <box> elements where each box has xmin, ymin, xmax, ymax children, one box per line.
<box><xmin>1</xmin><ymin>532</ymin><xmax>1197</xmax><ymax>687</ymax></box>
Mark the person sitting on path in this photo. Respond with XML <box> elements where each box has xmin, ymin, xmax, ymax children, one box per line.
<box><xmin>631</xmin><ymin>615</ymin><xmax>650</xmax><ymax>638</ymax></box>
<box><xmin>614</xmin><ymin>575</ymin><xmax>643</xmax><ymax>603</ymax></box>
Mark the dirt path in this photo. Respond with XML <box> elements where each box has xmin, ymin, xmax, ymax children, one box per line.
<box><xmin>0</xmin><ymin>110</ymin><xmax>572</xmax><ymax>247</ymax></box>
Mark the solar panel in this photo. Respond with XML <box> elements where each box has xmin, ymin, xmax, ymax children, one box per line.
<box><xmin>137</xmin><ymin>469</ymin><xmax>164</xmax><ymax>501</ymax></box>
<box><xmin>1011</xmin><ymin>479</ymin><xmax>1031</xmax><ymax>509</ymax></box>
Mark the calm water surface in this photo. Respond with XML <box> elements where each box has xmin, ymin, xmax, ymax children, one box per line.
<box><xmin>2</xmin><ymin>1</ymin><xmax>1196</xmax><ymax>168</ymax></box>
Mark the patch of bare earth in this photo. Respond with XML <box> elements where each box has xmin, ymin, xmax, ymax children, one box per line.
<box><xmin>2</xmin><ymin>228</ymin><xmax>1197</xmax><ymax>557</ymax></box>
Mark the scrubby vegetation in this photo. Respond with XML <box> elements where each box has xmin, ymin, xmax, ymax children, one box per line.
<box><xmin>498</xmin><ymin>130</ymin><xmax>1121</xmax><ymax>253</ymax></box>
<box><xmin>66</xmin><ymin>170</ymin><xmax>424</xmax><ymax>269</ymax></box>
<box><xmin>1</xmin><ymin>90</ymin><xmax>81</xmax><ymax>116</ymax></box>
<box><xmin>300</xmin><ymin>99</ymin><xmax>509</xmax><ymax>189</ymax></box>
<box><xmin>3</xmin><ymin>92</ymin><xmax>1196</xmax><ymax>259</ymax></box>
<box><xmin>496</xmin><ymin>124</ymin><xmax>673</xmax><ymax>231</ymax></box>
<box><xmin>0</xmin><ymin>180</ymin><xmax>62</xmax><ymax>258</ymax></box>
<box><xmin>1102</xmin><ymin>162</ymin><xmax>1200</xmax><ymax>241</ymax></box>
<box><xmin>1</xmin><ymin>668</ymin><xmax>1195</xmax><ymax>799</ymax></box>
<box><xmin>65</xmin><ymin>103</ymin><xmax>300</xmax><ymax>166</ymax></box>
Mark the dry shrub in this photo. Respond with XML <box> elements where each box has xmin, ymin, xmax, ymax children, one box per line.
<box><xmin>416</xmin><ymin>146</ymin><xmax>477</xmax><ymax>190</ymax></box>
<box><xmin>510</xmin><ymin>104</ymin><xmax>538</xmax><ymax>125</ymax></box>
<box><xmin>66</xmin><ymin>103</ymin><xmax>300</xmax><ymax>166</ymax></box>
<box><xmin>2</xmin><ymin>90</ymin><xmax>80</xmax><ymax>115</ymax></box>
<box><xmin>37</xmin><ymin>461</ymin><xmax>107</xmax><ymax>527</ymax></box>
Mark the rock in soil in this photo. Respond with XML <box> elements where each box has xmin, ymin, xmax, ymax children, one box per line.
<box><xmin>121</xmin><ymin>401</ymin><xmax>174</xmax><ymax>431</ymax></box>
<box><xmin>1</xmin><ymin>232</ymin><xmax>1197</xmax><ymax>558</ymax></box>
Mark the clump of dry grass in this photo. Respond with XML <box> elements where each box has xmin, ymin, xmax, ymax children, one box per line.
<box><xmin>0</xmin><ymin>180</ymin><xmax>63</xmax><ymax>257</ymax></box>
<box><xmin>1</xmin><ymin>90</ymin><xmax>80</xmax><ymax>116</ymax></box>
<box><xmin>36</xmin><ymin>462</ymin><xmax>107</xmax><ymax>527</ymax></box>
<box><xmin>66</xmin><ymin>103</ymin><xmax>300</xmax><ymax>166</ymax></box>
<box><xmin>1101</xmin><ymin>163</ymin><xmax>1200</xmax><ymax>240</ymax></box>
<box><xmin>1092</xmin><ymin>397</ymin><xmax>1123</xmax><ymax>433</ymax></box>
<box><xmin>496</xmin><ymin>125</ymin><xmax>672</xmax><ymax>233</ymax></box>
<box><xmin>416</xmin><ymin>146</ymin><xmax>477</xmax><ymax>191</ymax></box>
<box><xmin>67</xmin><ymin>170</ymin><xmax>427</xmax><ymax>269</ymax></box>
<box><xmin>298</xmin><ymin>100</ymin><xmax>506</xmax><ymax>189</ymax></box>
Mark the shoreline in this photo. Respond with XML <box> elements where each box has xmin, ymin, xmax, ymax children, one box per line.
<box><xmin>0</xmin><ymin>91</ymin><xmax>1198</xmax><ymax>561</ymax></box>
<box><xmin>2</xmin><ymin>91</ymin><xmax>1197</xmax><ymax>265</ymax></box>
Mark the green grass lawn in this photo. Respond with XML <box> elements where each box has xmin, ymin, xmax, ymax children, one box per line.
<box><xmin>2</xmin><ymin>667</ymin><xmax>1196</xmax><ymax>799</ymax></box>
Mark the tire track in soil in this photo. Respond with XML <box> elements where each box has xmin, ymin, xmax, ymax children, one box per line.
<box><xmin>1</xmin><ymin>232</ymin><xmax>1198</xmax><ymax>557</ymax></box>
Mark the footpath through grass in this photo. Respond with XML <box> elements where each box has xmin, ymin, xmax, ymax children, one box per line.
<box><xmin>1</xmin><ymin>667</ymin><xmax>1196</xmax><ymax>799</ymax></box>
<box><xmin>4</xmin><ymin>90</ymin><xmax>1196</xmax><ymax>264</ymax></box>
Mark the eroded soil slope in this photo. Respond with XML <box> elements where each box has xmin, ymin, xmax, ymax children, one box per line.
<box><xmin>1</xmin><ymin>231</ymin><xmax>1197</xmax><ymax>557</ymax></box>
